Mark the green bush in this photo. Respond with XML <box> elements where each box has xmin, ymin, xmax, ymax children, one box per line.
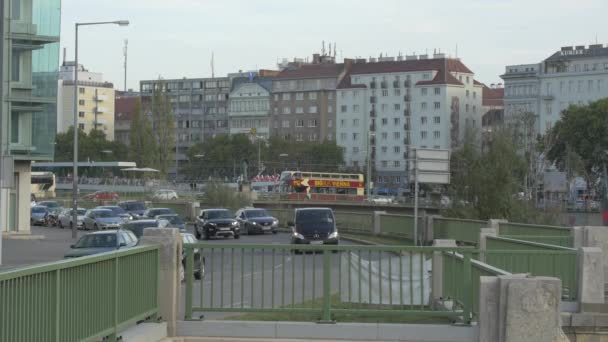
<box><xmin>201</xmin><ymin>182</ymin><xmax>251</xmax><ymax>211</ymax></box>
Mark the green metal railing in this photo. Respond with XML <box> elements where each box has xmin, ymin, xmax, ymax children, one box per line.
<box><xmin>333</xmin><ymin>211</ymin><xmax>374</xmax><ymax>234</ymax></box>
<box><xmin>377</xmin><ymin>213</ymin><xmax>417</xmax><ymax>239</ymax></box>
<box><xmin>0</xmin><ymin>245</ymin><xmax>160</xmax><ymax>342</ymax></box>
<box><xmin>498</xmin><ymin>222</ymin><xmax>572</xmax><ymax>247</ymax></box>
<box><xmin>184</xmin><ymin>244</ymin><xmax>478</xmax><ymax>323</ymax></box>
<box><xmin>433</xmin><ymin>217</ymin><xmax>487</xmax><ymax>245</ymax></box>
<box><xmin>485</xmin><ymin>236</ymin><xmax>578</xmax><ymax>300</ymax></box>
<box><xmin>443</xmin><ymin>251</ymin><xmax>511</xmax><ymax>320</ymax></box>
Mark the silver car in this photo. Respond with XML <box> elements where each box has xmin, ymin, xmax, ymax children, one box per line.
<box><xmin>82</xmin><ymin>209</ymin><xmax>123</xmax><ymax>230</ymax></box>
<box><xmin>58</xmin><ymin>208</ymin><xmax>87</xmax><ymax>229</ymax></box>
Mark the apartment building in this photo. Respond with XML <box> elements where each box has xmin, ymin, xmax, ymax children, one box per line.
<box><xmin>228</xmin><ymin>73</ymin><xmax>274</xmax><ymax>139</ymax></box>
<box><xmin>57</xmin><ymin>62</ymin><xmax>115</xmax><ymax>140</ymax></box>
<box><xmin>481</xmin><ymin>84</ymin><xmax>504</xmax><ymax>140</ymax></box>
<box><xmin>336</xmin><ymin>55</ymin><xmax>483</xmax><ymax>189</ymax></box>
<box><xmin>270</xmin><ymin>54</ymin><xmax>342</xmax><ymax>142</ymax></box>
<box><xmin>114</xmin><ymin>96</ymin><xmax>139</xmax><ymax>146</ymax></box>
<box><xmin>502</xmin><ymin>44</ymin><xmax>608</xmax><ymax>134</ymax></box>
<box><xmin>0</xmin><ymin>0</ymin><xmax>61</xmax><ymax>234</ymax></box>
<box><xmin>140</xmin><ymin>77</ymin><xmax>230</xmax><ymax>176</ymax></box>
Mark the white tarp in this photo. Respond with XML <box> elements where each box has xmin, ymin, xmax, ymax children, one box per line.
<box><xmin>340</xmin><ymin>252</ymin><xmax>432</xmax><ymax>305</ymax></box>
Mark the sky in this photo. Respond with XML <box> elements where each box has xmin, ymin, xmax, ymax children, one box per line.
<box><xmin>60</xmin><ymin>0</ymin><xmax>608</xmax><ymax>91</ymax></box>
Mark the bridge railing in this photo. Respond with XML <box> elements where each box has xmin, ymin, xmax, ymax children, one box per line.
<box><xmin>498</xmin><ymin>222</ymin><xmax>573</xmax><ymax>247</ymax></box>
<box><xmin>433</xmin><ymin>217</ymin><xmax>488</xmax><ymax>245</ymax></box>
<box><xmin>485</xmin><ymin>236</ymin><xmax>578</xmax><ymax>300</ymax></box>
<box><xmin>184</xmin><ymin>243</ymin><xmax>479</xmax><ymax>323</ymax></box>
<box><xmin>0</xmin><ymin>245</ymin><xmax>160</xmax><ymax>342</ymax></box>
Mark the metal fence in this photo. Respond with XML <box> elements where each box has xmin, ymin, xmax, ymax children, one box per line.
<box><xmin>184</xmin><ymin>244</ymin><xmax>480</xmax><ymax>323</ymax></box>
<box><xmin>433</xmin><ymin>217</ymin><xmax>488</xmax><ymax>245</ymax></box>
<box><xmin>334</xmin><ymin>211</ymin><xmax>374</xmax><ymax>234</ymax></box>
<box><xmin>0</xmin><ymin>245</ymin><xmax>160</xmax><ymax>342</ymax></box>
<box><xmin>485</xmin><ymin>236</ymin><xmax>578</xmax><ymax>300</ymax></box>
<box><xmin>377</xmin><ymin>213</ymin><xmax>417</xmax><ymax>239</ymax></box>
<box><xmin>498</xmin><ymin>222</ymin><xmax>573</xmax><ymax>247</ymax></box>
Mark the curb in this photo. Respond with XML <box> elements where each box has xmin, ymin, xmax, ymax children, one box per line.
<box><xmin>341</xmin><ymin>235</ymin><xmax>377</xmax><ymax>245</ymax></box>
<box><xmin>2</xmin><ymin>233</ymin><xmax>45</xmax><ymax>240</ymax></box>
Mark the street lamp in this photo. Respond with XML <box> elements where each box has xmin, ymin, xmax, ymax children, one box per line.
<box><xmin>72</xmin><ymin>20</ymin><xmax>129</xmax><ymax>239</ymax></box>
<box><xmin>367</xmin><ymin>132</ymin><xmax>375</xmax><ymax>201</ymax></box>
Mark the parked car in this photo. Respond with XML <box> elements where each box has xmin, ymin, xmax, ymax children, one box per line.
<box><xmin>96</xmin><ymin>205</ymin><xmax>133</xmax><ymax>223</ymax></box>
<box><xmin>366</xmin><ymin>196</ymin><xmax>393</xmax><ymax>204</ymax></box>
<box><xmin>289</xmin><ymin>208</ymin><xmax>339</xmax><ymax>247</ymax></box>
<box><xmin>156</xmin><ymin>214</ymin><xmax>186</xmax><ymax>231</ymax></box>
<box><xmin>142</xmin><ymin>207</ymin><xmax>174</xmax><ymax>219</ymax></box>
<box><xmin>64</xmin><ymin>230</ymin><xmax>138</xmax><ymax>258</ymax></box>
<box><xmin>194</xmin><ymin>209</ymin><xmax>240</xmax><ymax>240</ymax></box>
<box><xmin>121</xmin><ymin>219</ymin><xmax>167</xmax><ymax>238</ymax></box>
<box><xmin>83</xmin><ymin>191</ymin><xmax>119</xmax><ymax>201</ymax></box>
<box><xmin>235</xmin><ymin>208</ymin><xmax>278</xmax><ymax>235</ymax></box>
<box><xmin>152</xmin><ymin>189</ymin><xmax>178</xmax><ymax>200</ymax></box>
<box><xmin>180</xmin><ymin>232</ymin><xmax>204</xmax><ymax>281</ymax></box>
<box><xmin>118</xmin><ymin>200</ymin><xmax>147</xmax><ymax>219</ymax></box>
<box><xmin>30</xmin><ymin>205</ymin><xmax>49</xmax><ymax>226</ymax></box>
<box><xmin>57</xmin><ymin>208</ymin><xmax>87</xmax><ymax>229</ymax></box>
<box><xmin>82</xmin><ymin>209</ymin><xmax>123</xmax><ymax>230</ymax></box>
<box><xmin>37</xmin><ymin>200</ymin><xmax>63</xmax><ymax>226</ymax></box>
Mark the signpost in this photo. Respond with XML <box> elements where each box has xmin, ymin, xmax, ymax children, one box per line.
<box><xmin>409</xmin><ymin>148</ymin><xmax>450</xmax><ymax>245</ymax></box>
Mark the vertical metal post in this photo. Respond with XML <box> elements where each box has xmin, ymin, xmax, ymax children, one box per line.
<box><xmin>257</xmin><ymin>136</ymin><xmax>261</xmax><ymax>175</ymax></box>
<box><xmin>367</xmin><ymin>132</ymin><xmax>372</xmax><ymax>200</ymax></box>
<box><xmin>603</xmin><ymin>162</ymin><xmax>608</xmax><ymax>225</ymax></box>
<box><xmin>321</xmin><ymin>249</ymin><xmax>332</xmax><ymax>322</ymax></box>
<box><xmin>71</xmin><ymin>24</ymin><xmax>79</xmax><ymax>239</ymax></box>
<box><xmin>185</xmin><ymin>247</ymin><xmax>193</xmax><ymax>319</ymax></box>
<box><xmin>462</xmin><ymin>251</ymin><xmax>472</xmax><ymax>323</ymax></box>
<box><xmin>413</xmin><ymin>153</ymin><xmax>419</xmax><ymax>246</ymax></box>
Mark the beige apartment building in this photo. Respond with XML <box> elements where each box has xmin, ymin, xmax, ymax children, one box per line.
<box><xmin>57</xmin><ymin>62</ymin><xmax>116</xmax><ymax>140</ymax></box>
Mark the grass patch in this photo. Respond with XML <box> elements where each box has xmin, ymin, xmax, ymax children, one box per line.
<box><xmin>342</xmin><ymin>233</ymin><xmax>414</xmax><ymax>246</ymax></box>
<box><xmin>223</xmin><ymin>294</ymin><xmax>453</xmax><ymax>324</ymax></box>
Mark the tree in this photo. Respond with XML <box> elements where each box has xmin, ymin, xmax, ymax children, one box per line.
<box><xmin>147</xmin><ymin>81</ymin><xmax>175</xmax><ymax>176</ymax></box>
<box><xmin>545</xmin><ymin>98</ymin><xmax>608</xmax><ymax>203</ymax></box>
<box><xmin>129</xmin><ymin>98</ymin><xmax>158</xmax><ymax>168</ymax></box>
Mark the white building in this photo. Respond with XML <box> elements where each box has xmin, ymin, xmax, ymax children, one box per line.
<box><xmin>228</xmin><ymin>75</ymin><xmax>273</xmax><ymax>139</ymax></box>
<box><xmin>502</xmin><ymin>44</ymin><xmax>608</xmax><ymax>133</ymax></box>
<box><xmin>336</xmin><ymin>55</ymin><xmax>483</xmax><ymax>191</ymax></box>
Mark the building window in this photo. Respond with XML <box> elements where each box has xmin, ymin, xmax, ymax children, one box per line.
<box><xmin>434</xmin><ymin>87</ymin><xmax>440</xmax><ymax>95</ymax></box>
<box><xmin>588</xmin><ymin>80</ymin><xmax>593</xmax><ymax>91</ymax></box>
<box><xmin>393</xmin><ymin>118</ymin><xmax>400</xmax><ymax>125</ymax></box>
<box><xmin>423</xmin><ymin>73</ymin><xmax>430</xmax><ymax>80</ymax></box>
<box><xmin>473</xmin><ymin>105</ymin><xmax>476</xmax><ymax>113</ymax></box>
<box><xmin>340</xmin><ymin>133</ymin><xmax>347</xmax><ymax>141</ymax></box>
<box><xmin>273</xmin><ymin>107</ymin><xmax>278</xmax><ymax>115</ymax></box>
<box><xmin>78</xmin><ymin>123</ymin><xmax>85</xmax><ymax>130</ymax></box>
<box><xmin>382</xmin><ymin>89</ymin><xmax>388</xmax><ymax>96</ymax></box>
<box><xmin>393</xmin><ymin>132</ymin><xmax>400</xmax><ymax>139</ymax></box>
<box><xmin>308</xmin><ymin>106</ymin><xmax>317</xmax><ymax>113</ymax></box>
<box><xmin>466</xmin><ymin>76</ymin><xmax>469</xmax><ymax>83</ymax></box>
<box><xmin>434</xmin><ymin>102</ymin><xmax>440</xmax><ymax>109</ymax></box>
<box><xmin>282</xmin><ymin>93</ymin><xmax>291</xmax><ymax>101</ymax></box>
<box><xmin>578</xmin><ymin>80</ymin><xmax>583</xmax><ymax>93</ymax></box>
<box><xmin>282</xmin><ymin>120</ymin><xmax>290</xmax><ymax>128</ymax></box>
<box><xmin>79</xmin><ymin>99</ymin><xmax>85</xmax><ymax>106</ymax></box>
<box><xmin>421</xmin><ymin>102</ymin><xmax>427</xmax><ymax>110</ymax></box>
<box><xmin>466</xmin><ymin>90</ymin><xmax>469</xmax><ymax>97</ymax></box>
<box><xmin>394</xmin><ymin>103</ymin><xmax>401</xmax><ymax>110</ymax></box>
<box><xmin>421</xmin><ymin>116</ymin><xmax>427</xmax><ymax>124</ymax></box>
<box><xmin>381</xmin><ymin>132</ymin><xmax>388</xmax><ymax>140</ymax></box>
<box><xmin>381</xmin><ymin>118</ymin><xmax>388</xmax><ymax>126</ymax></box>
<box><xmin>328</xmin><ymin>119</ymin><xmax>333</xmax><ymax>128</ymax></box>
<box><xmin>381</xmin><ymin>104</ymin><xmax>387</xmax><ymax>112</ymax></box>
<box><xmin>328</xmin><ymin>105</ymin><xmax>333</xmax><ymax>113</ymax></box>
<box><xmin>309</xmin><ymin>92</ymin><xmax>317</xmax><ymax>100</ymax></box>
<box><xmin>381</xmin><ymin>161</ymin><xmax>388</xmax><ymax>167</ymax></box>
<box><xmin>433</xmin><ymin>131</ymin><xmax>440</xmax><ymax>139</ymax></box>
<box><xmin>341</xmin><ymin>91</ymin><xmax>347</xmax><ymax>98</ymax></box>
<box><xmin>328</xmin><ymin>92</ymin><xmax>333</xmax><ymax>99</ymax></box>
<box><xmin>295</xmin><ymin>133</ymin><xmax>304</xmax><ymax>141</ymax></box>
<box><xmin>381</xmin><ymin>146</ymin><xmax>388</xmax><ymax>153</ymax></box>
<box><xmin>421</xmin><ymin>88</ymin><xmax>427</xmax><ymax>96</ymax></box>
<box><xmin>78</xmin><ymin>111</ymin><xmax>85</xmax><ymax>118</ymax></box>
<box><xmin>341</xmin><ymin>105</ymin><xmax>347</xmax><ymax>113</ymax></box>
<box><xmin>353</xmin><ymin>90</ymin><xmax>359</xmax><ymax>97</ymax></box>
<box><xmin>11</xmin><ymin>50</ymin><xmax>21</xmax><ymax>81</ymax></box>
<box><xmin>340</xmin><ymin>119</ymin><xmax>346</xmax><ymax>128</ymax></box>
<box><xmin>433</xmin><ymin>116</ymin><xmax>440</xmax><ymax>124</ymax></box>
<box><xmin>353</xmin><ymin>119</ymin><xmax>359</xmax><ymax>127</ymax></box>
<box><xmin>421</xmin><ymin>131</ymin><xmax>427</xmax><ymax>139</ymax></box>
<box><xmin>353</xmin><ymin>105</ymin><xmax>360</xmax><ymax>112</ymax></box>
<box><xmin>296</xmin><ymin>92</ymin><xmax>304</xmax><ymax>100</ymax></box>
<box><xmin>295</xmin><ymin>106</ymin><xmax>304</xmax><ymax>114</ymax></box>
<box><xmin>393</xmin><ymin>146</ymin><xmax>400</xmax><ymax>153</ymax></box>
<box><xmin>274</xmin><ymin>120</ymin><xmax>278</xmax><ymax>128</ymax></box>
<box><xmin>394</xmin><ymin>89</ymin><xmax>401</xmax><ymax>96</ymax></box>
<box><xmin>308</xmin><ymin>119</ymin><xmax>317</xmax><ymax>127</ymax></box>
<box><xmin>352</xmin><ymin>133</ymin><xmax>359</xmax><ymax>141</ymax></box>
<box><xmin>394</xmin><ymin>161</ymin><xmax>400</xmax><ymax>168</ymax></box>
<box><xmin>465</xmin><ymin>104</ymin><xmax>469</xmax><ymax>112</ymax></box>
<box><xmin>283</xmin><ymin>107</ymin><xmax>291</xmax><ymax>114</ymax></box>
<box><xmin>295</xmin><ymin>120</ymin><xmax>304</xmax><ymax>127</ymax></box>
<box><xmin>274</xmin><ymin>94</ymin><xmax>279</xmax><ymax>101</ymax></box>
<box><xmin>79</xmin><ymin>87</ymin><xmax>85</xmax><ymax>94</ymax></box>
<box><xmin>353</xmin><ymin>146</ymin><xmax>359</xmax><ymax>154</ymax></box>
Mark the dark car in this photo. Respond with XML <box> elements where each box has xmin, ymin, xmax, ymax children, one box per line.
<box><xmin>96</xmin><ymin>205</ymin><xmax>133</xmax><ymax>223</ymax></box>
<box><xmin>156</xmin><ymin>214</ymin><xmax>186</xmax><ymax>231</ymax></box>
<box><xmin>37</xmin><ymin>200</ymin><xmax>63</xmax><ymax>226</ymax></box>
<box><xmin>121</xmin><ymin>219</ymin><xmax>166</xmax><ymax>238</ymax></box>
<box><xmin>64</xmin><ymin>230</ymin><xmax>138</xmax><ymax>258</ymax></box>
<box><xmin>118</xmin><ymin>201</ymin><xmax>147</xmax><ymax>219</ymax></box>
<box><xmin>194</xmin><ymin>209</ymin><xmax>240</xmax><ymax>240</ymax></box>
<box><xmin>30</xmin><ymin>205</ymin><xmax>49</xmax><ymax>226</ymax></box>
<box><xmin>142</xmin><ymin>207</ymin><xmax>174</xmax><ymax>219</ymax></box>
<box><xmin>181</xmin><ymin>232</ymin><xmax>204</xmax><ymax>281</ymax></box>
<box><xmin>289</xmin><ymin>208</ymin><xmax>339</xmax><ymax>246</ymax></box>
<box><xmin>235</xmin><ymin>208</ymin><xmax>278</xmax><ymax>235</ymax></box>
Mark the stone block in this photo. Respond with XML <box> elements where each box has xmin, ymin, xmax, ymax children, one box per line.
<box><xmin>479</xmin><ymin>227</ymin><xmax>498</xmax><ymax>263</ymax></box>
<box><xmin>488</xmin><ymin>219</ymin><xmax>508</xmax><ymax>233</ymax></box>
<box><xmin>578</xmin><ymin>247</ymin><xmax>605</xmax><ymax>309</ymax></box>
<box><xmin>572</xmin><ymin>226</ymin><xmax>584</xmax><ymax>249</ymax></box>
<box><xmin>571</xmin><ymin>313</ymin><xmax>596</xmax><ymax>327</ymax></box>
<box><xmin>372</xmin><ymin>211</ymin><xmax>386</xmax><ymax>235</ymax></box>
<box><xmin>431</xmin><ymin>239</ymin><xmax>457</xmax><ymax>300</ymax></box>
<box><xmin>582</xmin><ymin>226</ymin><xmax>608</xmax><ymax>283</ymax></box>
<box><xmin>479</xmin><ymin>276</ymin><xmax>500</xmax><ymax>342</ymax></box>
<box><xmin>120</xmin><ymin>322</ymin><xmax>167</xmax><ymax>342</ymax></box>
<box><xmin>502</xmin><ymin>277</ymin><xmax>562</xmax><ymax>342</ymax></box>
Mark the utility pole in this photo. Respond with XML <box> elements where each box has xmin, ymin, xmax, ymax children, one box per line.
<box><xmin>123</xmin><ymin>39</ymin><xmax>128</xmax><ymax>92</ymax></box>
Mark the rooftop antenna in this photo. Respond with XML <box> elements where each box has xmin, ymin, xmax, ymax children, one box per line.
<box><xmin>123</xmin><ymin>39</ymin><xmax>128</xmax><ymax>92</ymax></box>
<box><xmin>62</xmin><ymin>47</ymin><xmax>66</xmax><ymax>65</ymax></box>
<box><xmin>455</xmin><ymin>44</ymin><xmax>458</xmax><ymax>58</ymax></box>
<box><xmin>322</xmin><ymin>40</ymin><xmax>326</xmax><ymax>56</ymax></box>
<box><xmin>334</xmin><ymin>42</ymin><xmax>337</xmax><ymax>57</ymax></box>
<box><xmin>211</xmin><ymin>51</ymin><xmax>215</xmax><ymax>78</ymax></box>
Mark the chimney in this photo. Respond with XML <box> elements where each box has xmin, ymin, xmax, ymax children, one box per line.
<box><xmin>575</xmin><ymin>45</ymin><xmax>585</xmax><ymax>50</ymax></box>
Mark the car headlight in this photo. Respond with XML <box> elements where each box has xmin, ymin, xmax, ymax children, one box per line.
<box><xmin>272</xmin><ymin>219</ymin><xmax>279</xmax><ymax>226</ymax></box>
<box><xmin>293</xmin><ymin>232</ymin><xmax>304</xmax><ymax>239</ymax></box>
<box><xmin>231</xmin><ymin>221</ymin><xmax>239</xmax><ymax>226</ymax></box>
<box><xmin>251</xmin><ymin>221</ymin><xmax>257</xmax><ymax>226</ymax></box>
<box><xmin>328</xmin><ymin>231</ymin><xmax>339</xmax><ymax>239</ymax></box>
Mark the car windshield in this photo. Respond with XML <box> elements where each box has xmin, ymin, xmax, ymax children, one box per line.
<box><xmin>32</xmin><ymin>207</ymin><xmax>46</xmax><ymax>213</ymax></box>
<box><xmin>95</xmin><ymin>211</ymin><xmax>114</xmax><ymax>218</ymax></box>
<box><xmin>296</xmin><ymin>210</ymin><xmax>334</xmax><ymax>224</ymax></box>
<box><xmin>124</xmin><ymin>202</ymin><xmax>145</xmax><ymax>210</ymax></box>
<box><xmin>74</xmin><ymin>234</ymin><xmax>117</xmax><ymax>248</ymax></box>
<box><xmin>160</xmin><ymin>215</ymin><xmax>183</xmax><ymax>224</ymax></box>
<box><xmin>77</xmin><ymin>209</ymin><xmax>87</xmax><ymax>215</ymax></box>
<box><xmin>245</xmin><ymin>210</ymin><xmax>269</xmax><ymax>218</ymax></box>
<box><xmin>152</xmin><ymin>209</ymin><xmax>172</xmax><ymax>215</ymax></box>
<box><xmin>40</xmin><ymin>202</ymin><xmax>60</xmax><ymax>208</ymax></box>
<box><xmin>207</xmin><ymin>210</ymin><xmax>232</xmax><ymax>219</ymax></box>
<box><xmin>103</xmin><ymin>207</ymin><xmax>126</xmax><ymax>215</ymax></box>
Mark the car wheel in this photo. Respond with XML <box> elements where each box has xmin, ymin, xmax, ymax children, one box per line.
<box><xmin>246</xmin><ymin>226</ymin><xmax>251</xmax><ymax>235</ymax></box>
<box><xmin>70</xmin><ymin>222</ymin><xmax>74</xmax><ymax>230</ymax></box>
<box><xmin>195</xmin><ymin>229</ymin><xmax>201</xmax><ymax>240</ymax></box>
<box><xmin>94</xmin><ymin>223</ymin><xmax>99</xmax><ymax>230</ymax></box>
<box><xmin>234</xmin><ymin>234</ymin><xmax>240</xmax><ymax>240</ymax></box>
<box><xmin>203</xmin><ymin>229</ymin><xmax>210</xmax><ymax>240</ymax></box>
<box><xmin>58</xmin><ymin>220</ymin><xmax>63</xmax><ymax>229</ymax></box>
<box><xmin>272</xmin><ymin>230</ymin><xmax>278</xmax><ymax>234</ymax></box>
<box><xmin>194</xmin><ymin>269</ymin><xmax>202</xmax><ymax>280</ymax></box>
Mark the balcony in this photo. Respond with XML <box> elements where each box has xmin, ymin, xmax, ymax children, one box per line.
<box><xmin>404</xmin><ymin>80</ymin><xmax>411</xmax><ymax>87</ymax></box>
<box><xmin>404</xmin><ymin>137</ymin><xmax>410</xmax><ymax>145</ymax></box>
<box><xmin>380</xmin><ymin>81</ymin><xmax>388</xmax><ymax>89</ymax></box>
<box><xmin>370</xmin><ymin>124</ymin><xmax>376</xmax><ymax>131</ymax></box>
<box><xmin>370</xmin><ymin>109</ymin><xmax>376</xmax><ymax>117</ymax></box>
<box><xmin>370</xmin><ymin>96</ymin><xmax>377</xmax><ymax>104</ymax></box>
<box><xmin>94</xmin><ymin>107</ymin><xmax>106</xmax><ymax>113</ymax></box>
<box><xmin>541</xmin><ymin>93</ymin><xmax>554</xmax><ymax>100</ymax></box>
<box><xmin>404</xmin><ymin>123</ymin><xmax>410</xmax><ymax>130</ymax></box>
<box><xmin>370</xmin><ymin>81</ymin><xmax>377</xmax><ymax>89</ymax></box>
<box><xmin>94</xmin><ymin>94</ymin><xmax>107</xmax><ymax>102</ymax></box>
<box><xmin>404</xmin><ymin>94</ymin><xmax>411</xmax><ymax>102</ymax></box>
<box><xmin>404</xmin><ymin>109</ymin><xmax>411</xmax><ymax>116</ymax></box>
<box><xmin>403</xmin><ymin>152</ymin><xmax>409</xmax><ymax>159</ymax></box>
<box><xmin>393</xmin><ymin>80</ymin><xmax>400</xmax><ymax>88</ymax></box>
<box><xmin>370</xmin><ymin>137</ymin><xmax>376</xmax><ymax>145</ymax></box>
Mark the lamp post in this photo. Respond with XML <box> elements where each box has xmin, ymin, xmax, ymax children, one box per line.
<box><xmin>72</xmin><ymin>20</ymin><xmax>129</xmax><ymax>239</ymax></box>
<box><xmin>366</xmin><ymin>132</ymin><xmax>375</xmax><ymax>201</ymax></box>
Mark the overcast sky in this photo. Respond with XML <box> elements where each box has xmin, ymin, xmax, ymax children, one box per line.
<box><xmin>60</xmin><ymin>0</ymin><xmax>608</xmax><ymax>91</ymax></box>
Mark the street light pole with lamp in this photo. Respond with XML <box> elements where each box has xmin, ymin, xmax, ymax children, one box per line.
<box><xmin>72</xmin><ymin>20</ymin><xmax>129</xmax><ymax>239</ymax></box>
